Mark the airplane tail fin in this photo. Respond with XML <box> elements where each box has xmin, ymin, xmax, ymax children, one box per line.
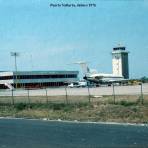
<box><xmin>74</xmin><ymin>61</ymin><xmax>90</xmax><ymax>75</ymax></box>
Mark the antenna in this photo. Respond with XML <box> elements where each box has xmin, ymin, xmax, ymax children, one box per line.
<box><xmin>118</xmin><ymin>43</ymin><xmax>122</xmax><ymax>47</ymax></box>
<box><xmin>30</xmin><ymin>54</ymin><xmax>34</xmax><ymax>70</ymax></box>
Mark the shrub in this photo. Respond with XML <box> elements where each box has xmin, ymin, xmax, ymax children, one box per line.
<box><xmin>14</xmin><ymin>103</ymin><xmax>27</xmax><ymax>110</ymax></box>
<box><xmin>52</xmin><ymin>103</ymin><xmax>66</xmax><ymax>110</ymax></box>
<box><xmin>118</xmin><ymin>100</ymin><xmax>136</xmax><ymax>106</ymax></box>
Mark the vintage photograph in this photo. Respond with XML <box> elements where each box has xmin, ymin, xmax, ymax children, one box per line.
<box><xmin>0</xmin><ymin>0</ymin><xmax>148</xmax><ymax>147</ymax></box>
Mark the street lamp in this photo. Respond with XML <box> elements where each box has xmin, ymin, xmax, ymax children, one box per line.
<box><xmin>10</xmin><ymin>52</ymin><xmax>20</xmax><ymax>89</ymax></box>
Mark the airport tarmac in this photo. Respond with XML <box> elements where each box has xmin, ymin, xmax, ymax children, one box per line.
<box><xmin>0</xmin><ymin>83</ymin><xmax>148</xmax><ymax>97</ymax></box>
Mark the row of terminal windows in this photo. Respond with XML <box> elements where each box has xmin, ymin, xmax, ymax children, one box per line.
<box><xmin>0</xmin><ymin>74</ymin><xmax>77</xmax><ymax>80</ymax></box>
<box><xmin>13</xmin><ymin>82</ymin><xmax>65</xmax><ymax>88</ymax></box>
<box><xmin>0</xmin><ymin>82</ymin><xmax>65</xmax><ymax>89</ymax></box>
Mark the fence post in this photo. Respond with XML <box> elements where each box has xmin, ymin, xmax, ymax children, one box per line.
<box><xmin>65</xmin><ymin>86</ymin><xmax>68</xmax><ymax>104</ymax></box>
<box><xmin>45</xmin><ymin>88</ymin><xmax>48</xmax><ymax>104</ymax></box>
<box><xmin>27</xmin><ymin>89</ymin><xmax>30</xmax><ymax>108</ymax></box>
<box><xmin>140</xmin><ymin>83</ymin><xmax>144</xmax><ymax>104</ymax></box>
<box><xmin>11</xmin><ymin>89</ymin><xmax>14</xmax><ymax>106</ymax></box>
<box><xmin>87</xmin><ymin>81</ymin><xmax>91</xmax><ymax>103</ymax></box>
<box><xmin>112</xmin><ymin>83</ymin><xmax>115</xmax><ymax>104</ymax></box>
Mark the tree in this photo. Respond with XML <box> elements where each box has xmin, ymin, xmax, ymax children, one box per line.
<box><xmin>141</xmin><ymin>76</ymin><xmax>148</xmax><ymax>83</ymax></box>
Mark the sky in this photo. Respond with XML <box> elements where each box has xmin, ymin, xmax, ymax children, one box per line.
<box><xmin>0</xmin><ymin>0</ymin><xmax>148</xmax><ymax>79</ymax></box>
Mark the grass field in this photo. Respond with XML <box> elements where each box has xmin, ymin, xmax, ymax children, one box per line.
<box><xmin>0</xmin><ymin>95</ymin><xmax>148</xmax><ymax>123</ymax></box>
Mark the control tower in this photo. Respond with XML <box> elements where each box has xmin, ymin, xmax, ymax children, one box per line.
<box><xmin>112</xmin><ymin>46</ymin><xmax>129</xmax><ymax>79</ymax></box>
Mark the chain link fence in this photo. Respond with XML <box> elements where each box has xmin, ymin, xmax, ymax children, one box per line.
<box><xmin>0</xmin><ymin>83</ymin><xmax>148</xmax><ymax>105</ymax></box>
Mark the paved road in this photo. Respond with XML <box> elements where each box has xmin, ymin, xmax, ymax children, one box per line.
<box><xmin>0</xmin><ymin>119</ymin><xmax>148</xmax><ymax>148</ymax></box>
<box><xmin>0</xmin><ymin>83</ymin><xmax>148</xmax><ymax>96</ymax></box>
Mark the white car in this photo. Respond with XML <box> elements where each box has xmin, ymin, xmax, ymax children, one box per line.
<box><xmin>68</xmin><ymin>82</ymin><xmax>87</xmax><ymax>88</ymax></box>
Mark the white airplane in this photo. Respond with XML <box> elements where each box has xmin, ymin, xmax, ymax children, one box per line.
<box><xmin>75</xmin><ymin>62</ymin><xmax>126</xmax><ymax>85</ymax></box>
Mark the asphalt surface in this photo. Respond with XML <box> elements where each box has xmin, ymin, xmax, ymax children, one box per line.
<box><xmin>0</xmin><ymin>119</ymin><xmax>148</xmax><ymax>148</ymax></box>
<box><xmin>0</xmin><ymin>83</ymin><xmax>148</xmax><ymax>97</ymax></box>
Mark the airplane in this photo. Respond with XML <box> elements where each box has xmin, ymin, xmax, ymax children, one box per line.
<box><xmin>75</xmin><ymin>61</ymin><xmax>128</xmax><ymax>85</ymax></box>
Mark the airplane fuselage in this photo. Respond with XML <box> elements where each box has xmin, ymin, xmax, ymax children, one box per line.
<box><xmin>84</xmin><ymin>73</ymin><xmax>124</xmax><ymax>84</ymax></box>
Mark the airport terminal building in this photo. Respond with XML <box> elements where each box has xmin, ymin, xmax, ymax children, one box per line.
<box><xmin>0</xmin><ymin>71</ymin><xmax>79</xmax><ymax>89</ymax></box>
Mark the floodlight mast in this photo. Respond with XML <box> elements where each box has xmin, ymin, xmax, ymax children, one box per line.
<box><xmin>10</xmin><ymin>52</ymin><xmax>20</xmax><ymax>89</ymax></box>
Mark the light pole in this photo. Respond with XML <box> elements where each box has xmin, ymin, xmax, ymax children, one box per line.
<box><xmin>11</xmin><ymin>52</ymin><xmax>20</xmax><ymax>89</ymax></box>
